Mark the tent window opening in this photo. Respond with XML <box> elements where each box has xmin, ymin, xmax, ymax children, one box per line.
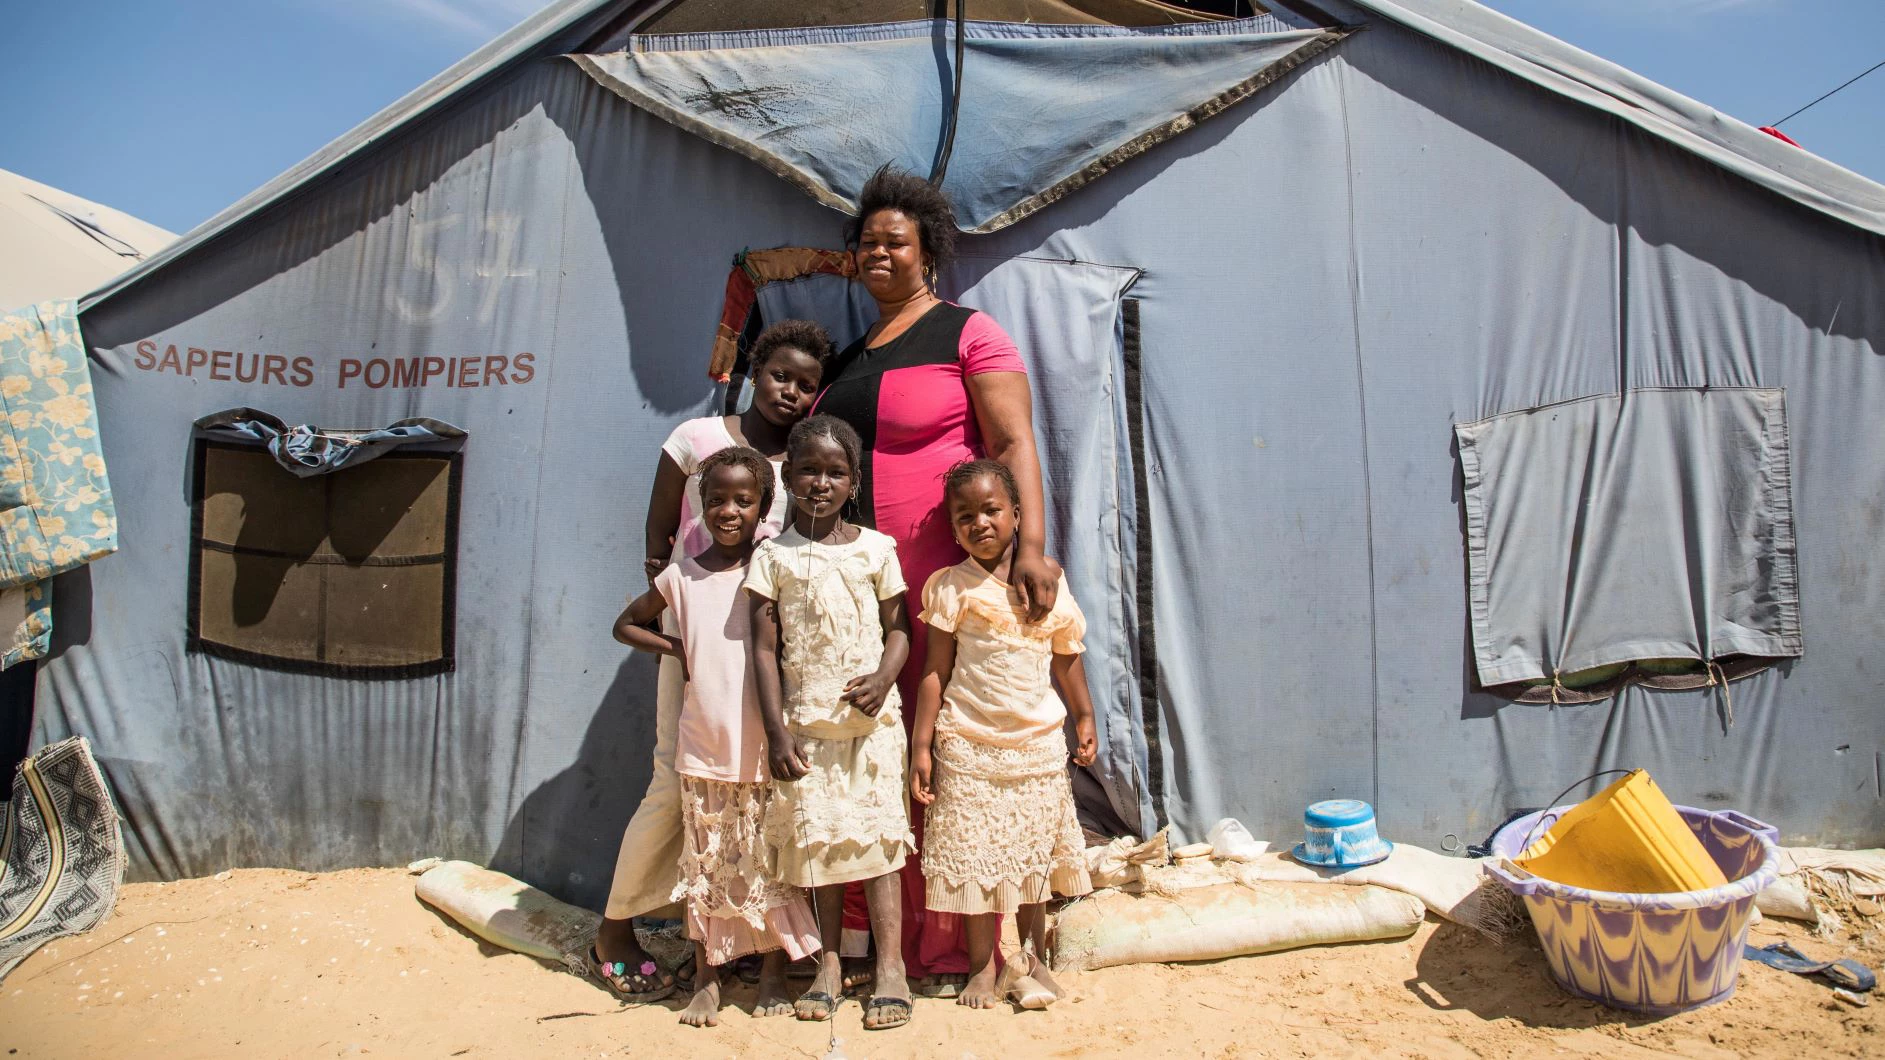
<box><xmin>1456</xmin><ymin>387</ymin><xmax>1800</xmax><ymax>706</ymax></box>
<box><xmin>187</xmin><ymin>441</ymin><xmax>461</xmax><ymax>678</ymax></box>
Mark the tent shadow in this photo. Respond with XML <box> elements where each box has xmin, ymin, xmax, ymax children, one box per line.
<box><xmin>490</xmin><ymin>651</ymin><xmax>657</xmax><ymax>913</ymax></box>
<box><xmin>1404</xmin><ymin>920</ymin><xmax>1659</xmax><ymax>1031</ymax></box>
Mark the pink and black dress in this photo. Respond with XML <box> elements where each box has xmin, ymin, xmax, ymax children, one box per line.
<box><xmin>814</xmin><ymin>301</ymin><xmax>1028</xmax><ymax>978</ymax></box>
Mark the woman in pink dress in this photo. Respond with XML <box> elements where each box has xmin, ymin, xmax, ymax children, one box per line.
<box><xmin>815</xmin><ymin>166</ymin><xmax>1060</xmax><ymax>995</ymax></box>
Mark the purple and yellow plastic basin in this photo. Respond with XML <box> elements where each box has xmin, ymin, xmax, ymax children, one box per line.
<box><xmin>1486</xmin><ymin>805</ymin><xmax>1780</xmax><ymax>1015</ymax></box>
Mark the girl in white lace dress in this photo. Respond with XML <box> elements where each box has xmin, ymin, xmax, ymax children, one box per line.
<box><xmin>614</xmin><ymin>447</ymin><xmax>820</xmax><ymax>1027</ymax></box>
<box><xmin>909</xmin><ymin>460</ymin><xmax>1096</xmax><ymax>1010</ymax></box>
<box><xmin>745</xmin><ymin>415</ymin><xmax>917</xmax><ymax>1030</ymax></box>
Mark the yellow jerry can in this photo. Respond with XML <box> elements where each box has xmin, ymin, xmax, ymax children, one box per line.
<box><xmin>1515</xmin><ymin>769</ymin><xmax>1729</xmax><ymax>893</ymax></box>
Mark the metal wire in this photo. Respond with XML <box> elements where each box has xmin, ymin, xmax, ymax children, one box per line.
<box><xmin>1771</xmin><ymin>58</ymin><xmax>1885</xmax><ymax>127</ymax></box>
<box><xmin>1515</xmin><ymin>769</ymin><xmax>1636</xmax><ymax>854</ymax></box>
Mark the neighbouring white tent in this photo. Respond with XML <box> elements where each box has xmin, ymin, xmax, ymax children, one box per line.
<box><xmin>0</xmin><ymin>168</ymin><xmax>173</xmax><ymax>309</ymax></box>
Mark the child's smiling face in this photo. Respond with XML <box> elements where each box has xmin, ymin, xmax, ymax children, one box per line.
<box><xmin>786</xmin><ymin>433</ymin><xmax>854</xmax><ymax>521</ymax></box>
<box><xmin>699</xmin><ymin>462</ymin><xmax>765</xmax><ymax>547</ymax></box>
<box><xmin>946</xmin><ymin>472</ymin><xmax>1017</xmax><ymax>565</ymax></box>
<box><xmin>750</xmin><ymin>346</ymin><xmax>823</xmax><ymax>428</ymax></box>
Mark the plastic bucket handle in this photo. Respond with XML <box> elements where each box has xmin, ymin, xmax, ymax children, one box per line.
<box><xmin>1712</xmin><ymin>808</ymin><xmax>1779</xmax><ymax>845</ymax></box>
<box><xmin>1484</xmin><ymin>858</ymin><xmax>1544</xmax><ymax>897</ymax></box>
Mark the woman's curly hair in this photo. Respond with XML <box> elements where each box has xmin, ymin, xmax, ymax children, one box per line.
<box><xmin>844</xmin><ymin>165</ymin><xmax>958</xmax><ymax>276</ymax></box>
<box><xmin>749</xmin><ymin>319</ymin><xmax>834</xmax><ymax>372</ymax></box>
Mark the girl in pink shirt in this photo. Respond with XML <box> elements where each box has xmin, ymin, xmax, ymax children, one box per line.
<box><xmin>614</xmin><ymin>447</ymin><xmax>821</xmax><ymax>1027</ymax></box>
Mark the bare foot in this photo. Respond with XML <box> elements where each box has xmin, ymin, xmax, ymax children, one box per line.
<box><xmin>841</xmin><ymin>956</ymin><xmax>875</xmax><ymax>994</ymax></box>
<box><xmin>754</xmin><ymin>953</ymin><xmax>794</xmax><ymax>1018</ymax></box>
<box><xmin>1023</xmin><ymin>951</ymin><xmax>1066</xmax><ymax>999</ymax></box>
<box><xmin>679</xmin><ymin>975</ymin><xmax>721</xmax><ymax>1027</ymax></box>
<box><xmin>914</xmin><ymin>972</ymin><xmax>968</xmax><ymax>998</ymax></box>
<box><xmin>956</xmin><ymin>964</ymin><xmax>1001</xmax><ymax>1009</ymax></box>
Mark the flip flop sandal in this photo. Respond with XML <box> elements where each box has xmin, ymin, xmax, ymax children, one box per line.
<box><xmin>1745</xmin><ymin>942</ymin><xmax>1878</xmax><ymax>992</ymax></box>
<box><xmin>794</xmin><ymin>990</ymin><xmax>837</xmax><ymax>1021</ymax></box>
<box><xmin>588</xmin><ymin>946</ymin><xmax>675</xmax><ymax>1004</ymax></box>
<box><xmin>672</xmin><ymin>951</ymin><xmax>698</xmax><ymax>994</ymax></box>
<box><xmin>863</xmin><ymin>996</ymin><xmax>913</xmax><ymax>1030</ymax></box>
<box><xmin>914</xmin><ymin>974</ymin><xmax>968</xmax><ymax>999</ymax></box>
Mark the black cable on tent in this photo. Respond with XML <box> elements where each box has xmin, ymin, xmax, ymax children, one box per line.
<box><xmin>930</xmin><ymin>0</ymin><xmax>968</xmax><ymax>186</ymax></box>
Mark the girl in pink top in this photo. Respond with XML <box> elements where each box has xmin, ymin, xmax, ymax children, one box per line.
<box><xmin>614</xmin><ymin>447</ymin><xmax>821</xmax><ymax>1027</ymax></box>
<box><xmin>594</xmin><ymin>321</ymin><xmax>830</xmax><ymax>1000</ymax></box>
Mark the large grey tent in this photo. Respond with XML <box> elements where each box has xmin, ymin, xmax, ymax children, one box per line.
<box><xmin>34</xmin><ymin>0</ymin><xmax>1885</xmax><ymax>905</ymax></box>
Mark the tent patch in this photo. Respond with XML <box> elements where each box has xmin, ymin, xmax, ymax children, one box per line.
<box><xmin>186</xmin><ymin>442</ymin><xmax>460</xmax><ymax>678</ymax></box>
<box><xmin>1455</xmin><ymin>387</ymin><xmax>1800</xmax><ymax>693</ymax></box>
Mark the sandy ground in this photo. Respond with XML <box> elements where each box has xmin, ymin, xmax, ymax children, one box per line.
<box><xmin>2</xmin><ymin>868</ymin><xmax>1881</xmax><ymax>1059</ymax></box>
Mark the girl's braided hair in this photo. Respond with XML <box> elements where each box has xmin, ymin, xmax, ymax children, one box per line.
<box><xmin>786</xmin><ymin>414</ymin><xmax>863</xmax><ymax>478</ymax></box>
<box><xmin>942</xmin><ymin>458</ymin><xmax>1019</xmax><ymax>506</ymax></box>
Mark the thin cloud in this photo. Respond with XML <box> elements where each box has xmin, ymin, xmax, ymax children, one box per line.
<box><xmin>330</xmin><ymin>0</ymin><xmax>545</xmax><ymax>39</ymax></box>
<box><xmin>1591</xmin><ymin>0</ymin><xmax>1773</xmax><ymax>14</ymax></box>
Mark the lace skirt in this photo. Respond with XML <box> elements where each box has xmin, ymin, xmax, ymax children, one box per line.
<box><xmin>921</xmin><ymin>729</ymin><xmax>1092</xmax><ymax>915</ymax></box>
<box><xmin>672</xmin><ymin>777</ymin><xmax>821</xmax><ymax>965</ymax></box>
<box><xmin>763</xmin><ymin>720</ymin><xmax>914</xmax><ymax>888</ymax></box>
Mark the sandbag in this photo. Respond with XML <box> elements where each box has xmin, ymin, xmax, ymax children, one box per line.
<box><xmin>1085</xmin><ymin>830</ymin><xmax>1170</xmax><ymax>889</ymax></box>
<box><xmin>416</xmin><ymin>860</ymin><xmax>599</xmax><ymax>975</ymax></box>
<box><xmin>1051</xmin><ymin>881</ymin><xmax>1424</xmax><ymax>972</ymax></box>
<box><xmin>1229</xmin><ymin>846</ymin><xmax>1511</xmax><ymax>937</ymax></box>
<box><xmin>1757</xmin><ymin>874</ymin><xmax>1817</xmax><ymax>923</ymax></box>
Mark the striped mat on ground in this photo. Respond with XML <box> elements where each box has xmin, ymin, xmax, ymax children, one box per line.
<box><xmin>0</xmin><ymin>736</ymin><xmax>125</xmax><ymax>981</ymax></box>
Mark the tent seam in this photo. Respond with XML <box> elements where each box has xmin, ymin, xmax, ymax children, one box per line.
<box><xmin>1335</xmin><ymin>55</ymin><xmax>1382</xmax><ymax>812</ymax></box>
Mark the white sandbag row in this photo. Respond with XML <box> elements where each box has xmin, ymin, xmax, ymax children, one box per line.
<box><xmin>1052</xmin><ymin>882</ymin><xmax>1424</xmax><ymax>972</ymax></box>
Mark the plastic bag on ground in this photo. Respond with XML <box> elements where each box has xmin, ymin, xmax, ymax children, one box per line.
<box><xmin>1206</xmin><ymin>817</ymin><xmax>1269</xmax><ymax>862</ymax></box>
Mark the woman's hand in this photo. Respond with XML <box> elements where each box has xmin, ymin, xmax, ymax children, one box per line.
<box><xmin>842</xmin><ymin>671</ymin><xmax>896</xmax><ymax>717</ymax></box>
<box><xmin>767</xmin><ymin>731</ymin><xmax>811</xmax><ymax>782</ymax></box>
<box><xmin>910</xmin><ymin>745</ymin><xmax>936</xmax><ymax>805</ymax></box>
<box><xmin>1010</xmin><ymin>549</ymin><xmax>1062</xmax><ymax>624</ymax></box>
<box><xmin>1072</xmin><ymin>714</ymin><xmax>1098</xmax><ymax>767</ymax></box>
<box><xmin>643</xmin><ymin>554</ymin><xmax>667</xmax><ymax>584</ymax></box>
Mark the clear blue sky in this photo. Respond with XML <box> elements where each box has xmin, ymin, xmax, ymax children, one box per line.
<box><xmin>3</xmin><ymin>0</ymin><xmax>1879</xmax><ymax>235</ymax></box>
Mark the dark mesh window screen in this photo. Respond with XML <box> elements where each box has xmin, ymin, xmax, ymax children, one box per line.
<box><xmin>188</xmin><ymin>442</ymin><xmax>459</xmax><ymax>677</ymax></box>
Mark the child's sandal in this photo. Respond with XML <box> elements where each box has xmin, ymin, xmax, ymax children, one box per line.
<box><xmin>863</xmin><ymin>995</ymin><xmax>913</xmax><ymax>1029</ymax></box>
<box><xmin>588</xmin><ymin>946</ymin><xmax>675</xmax><ymax>1003</ymax></box>
<box><xmin>794</xmin><ymin>990</ymin><xmax>837</xmax><ymax>1021</ymax></box>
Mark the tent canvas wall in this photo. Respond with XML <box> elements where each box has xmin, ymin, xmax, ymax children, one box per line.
<box><xmin>34</xmin><ymin>0</ymin><xmax>1885</xmax><ymax>907</ymax></box>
